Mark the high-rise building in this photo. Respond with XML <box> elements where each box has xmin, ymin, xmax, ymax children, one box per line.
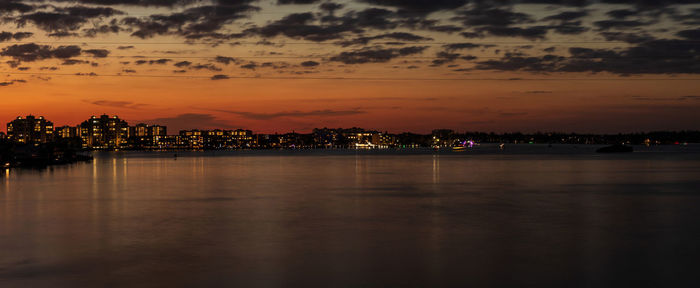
<box><xmin>129</xmin><ymin>123</ymin><xmax>167</xmax><ymax>138</ymax></box>
<box><xmin>79</xmin><ymin>115</ymin><xmax>129</xmax><ymax>149</ymax></box>
<box><xmin>6</xmin><ymin>115</ymin><xmax>54</xmax><ymax>144</ymax></box>
<box><xmin>127</xmin><ymin>123</ymin><xmax>167</xmax><ymax>148</ymax></box>
<box><xmin>55</xmin><ymin>126</ymin><xmax>78</xmax><ymax>139</ymax></box>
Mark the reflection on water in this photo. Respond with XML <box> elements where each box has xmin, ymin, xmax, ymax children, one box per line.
<box><xmin>1</xmin><ymin>147</ymin><xmax>700</xmax><ymax>287</ymax></box>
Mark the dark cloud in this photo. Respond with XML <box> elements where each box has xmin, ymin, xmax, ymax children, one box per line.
<box><xmin>190</xmin><ymin>63</ymin><xmax>222</xmax><ymax>71</ymax></box>
<box><xmin>24</xmin><ymin>0</ymin><xmax>198</xmax><ymax>7</ymax></box>
<box><xmin>329</xmin><ymin>46</ymin><xmax>428</xmax><ymax>64</ymax></box>
<box><xmin>174</xmin><ymin>61</ymin><xmax>191</xmax><ymax>67</ymax></box>
<box><xmin>214</xmin><ymin>56</ymin><xmax>239</xmax><ymax>65</ymax></box>
<box><xmin>211</xmin><ymin>74</ymin><xmax>229</xmax><ymax>80</ymax></box>
<box><xmin>83</xmin><ymin>49</ymin><xmax>110</xmax><ymax>58</ymax></box>
<box><xmin>600</xmin><ymin>31</ymin><xmax>654</xmax><ymax>43</ymax></box>
<box><xmin>431</xmin><ymin>51</ymin><xmax>460</xmax><ymax>66</ymax></box>
<box><xmin>277</xmin><ymin>0</ymin><xmax>320</xmax><ymax>4</ymax></box>
<box><xmin>606</xmin><ymin>9</ymin><xmax>638</xmax><ymax>18</ymax></box>
<box><xmin>247</xmin><ymin>12</ymin><xmax>352</xmax><ymax>42</ymax></box>
<box><xmin>336</xmin><ymin>32</ymin><xmax>433</xmax><ymax>46</ymax></box>
<box><xmin>358</xmin><ymin>0</ymin><xmax>468</xmax><ymax>15</ymax></box>
<box><xmin>541</xmin><ymin>10</ymin><xmax>588</xmax><ymax>21</ymax></box>
<box><xmin>0</xmin><ymin>1</ymin><xmax>34</xmax><ymax>15</ymax></box>
<box><xmin>120</xmin><ymin>1</ymin><xmax>259</xmax><ymax>39</ymax></box>
<box><xmin>456</xmin><ymin>7</ymin><xmax>532</xmax><ymax>27</ymax></box>
<box><xmin>549</xmin><ymin>21</ymin><xmax>588</xmax><ymax>35</ymax></box>
<box><xmin>61</xmin><ymin>59</ymin><xmax>90</xmax><ymax>65</ymax></box>
<box><xmin>16</xmin><ymin>6</ymin><xmax>123</xmax><ymax>33</ymax></box>
<box><xmin>301</xmin><ymin>60</ymin><xmax>320</xmax><ymax>67</ymax></box>
<box><xmin>0</xmin><ymin>31</ymin><xmax>33</xmax><ymax>42</ymax></box>
<box><xmin>135</xmin><ymin>58</ymin><xmax>171</xmax><ymax>65</ymax></box>
<box><xmin>593</xmin><ymin>20</ymin><xmax>648</xmax><ymax>30</ymax></box>
<box><xmin>677</xmin><ymin>29</ymin><xmax>700</xmax><ymax>40</ymax></box>
<box><xmin>476</xmin><ymin>26</ymin><xmax>548</xmax><ymax>39</ymax></box>
<box><xmin>319</xmin><ymin>2</ymin><xmax>343</xmax><ymax>13</ymax></box>
<box><xmin>474</xmin><ymin>39</ymin><xmax>700</xmax><ymax>75</ymax></box>
<box><xmin>0</xmin><ymin>43</ymin><xmax>81</xmax><ymax>61</ymax></box>
<box><xmin>240</xmin><ymin>62</ymin><xmax>257</xmax><ymax>70</ymax></box>
<box><xmin>443</xmin><ymin>43</ymin><xmax>483</xmax><ymax>50</ymax></box>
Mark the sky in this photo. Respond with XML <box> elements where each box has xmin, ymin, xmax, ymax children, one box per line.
<box><xmin>0</xmin><ymin>0</ymin><xmax>699</xmax><ymax>134</ymax></box>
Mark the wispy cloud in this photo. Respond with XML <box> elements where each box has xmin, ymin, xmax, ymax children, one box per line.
<box><xmin>204</xmin><ymin>108</ymin><xmax>366</xmax><ymax>120</ymax></box>
<box><xmin>83</xmin><ymin>99</ymin><xmax>148</xmax><ymax>109</ymax></box>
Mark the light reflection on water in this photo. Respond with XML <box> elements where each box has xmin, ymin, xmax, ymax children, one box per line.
<box><xmin>1</xmin><ymin>147</ymin><xmax>700</xmax><ymax>287</ymax></box>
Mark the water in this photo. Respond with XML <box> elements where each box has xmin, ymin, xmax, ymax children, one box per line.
<box><xmin>2</xmin><ymin>145</ymin><xmax>700</xmax><ymax>287</ymax></box>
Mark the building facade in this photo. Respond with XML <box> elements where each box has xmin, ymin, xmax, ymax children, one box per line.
<box><xmin>127</xmin><ymin>123</ymin><xmax>167</xmax><ymax>148</ymax></box>
<box><xmin>79</xmin><ymin>115</ymin><xmax>129</xmax><ymax>149</ymax></box>
<box><xmin>6</xmin><ymin>115</ymin><xmax>54</xmax><ymax>144</ymax></box>
<box><xmin>55</xmin><ymin>126</ymin><xmax>78</xmax><ymax>139</ymax></box>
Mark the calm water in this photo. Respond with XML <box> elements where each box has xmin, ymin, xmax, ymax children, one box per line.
<box><xmin>2</xmin><ymin>145</ymin><xmax>700</xmax><ymax>287</ymax></box>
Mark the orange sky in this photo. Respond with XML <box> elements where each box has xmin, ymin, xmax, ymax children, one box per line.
<box><xmin>1</xmin><ymin>1</ymin><xmax>699</xmax><ymax>133</ymax></box>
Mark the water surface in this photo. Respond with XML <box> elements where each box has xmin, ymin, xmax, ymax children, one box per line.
<box><xmin>2</xmin><ymin>145</ymin><xmax>700</xmax><ymax>287</ymax></box>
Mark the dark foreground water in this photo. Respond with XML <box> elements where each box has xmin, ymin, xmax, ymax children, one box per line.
<box><xmin>1</xmin><ymin>145</ymin><xmax>700</xmax><ymax>287</ymax></box>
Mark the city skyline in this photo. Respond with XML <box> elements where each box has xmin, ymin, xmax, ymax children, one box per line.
<box><xmin>3</xmin><ymin>112</ymin><xmax>700</xmax><ymax>136</ymax></box>
<box><xmin>4</xmin><ymin>114</ymin><xmax>698</xmax><ymax>152</ymax></box>
<box><xmin>1</xmin><ymin>0</ymin><xmax>699</xmax><ymax>133</ymax></box>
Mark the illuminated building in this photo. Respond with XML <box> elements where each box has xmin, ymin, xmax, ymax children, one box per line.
<box><xmin>179</xmin><ymin>130</ymin><xmax>204</xmax><ymax>149</ymax></box>
<box><xmin>370</xmin><ymin>132</ymin><xmax>397</xmax><ymax>148</ymax></box>
<box><xmin>55</xmin><ymin>126</ymin><xmax>78</xmax><ymax>139</ymax></box>
<box><xmin>79</xmin><ymin>115</ymin><xmax>129</xmax><ymax>149</ymax></box>
<box><xmin>179</xmin><ymin>129</ymin><xmax>255</xmax><ymax>149</ymax></box>
<box><xmin>312</xmin><ymin>128</ymin><xmax>341</xmax><ymax>148</ymax></box>
<box><xmin>6</xmin><ymin>115</ymin><xmax>54</xmax><ymax>144</ymax></box>
<box><xmin>431</xmin><ymin>129</ymin><xmax>455</xmax><ymax>147</ymax></box>
<box><xmin>128</xmin><ymin>123</ymin><xmax>167</xmax><ymax>148</ymax></box>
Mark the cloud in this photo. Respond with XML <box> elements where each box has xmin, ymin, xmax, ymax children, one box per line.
<box><xmin>541</xmin><ymin>10</ymin><xmax>589</xmax><ymax>21</ymax></box>
<box><xmin>358</xmin><ymin>0</ymin><xmax>468</xmax><ymax>15</ymax></box>
<box><xmin>211</xmin><ymin>74</ymin><xmax>229</xmax><ymax>80</ymax></box>
<box><xmin>0</xmin><ymin>31</ymin><xmax>33</xmax><ymax>42</ymax></box>
<box><xmin>593</xmin><ymin>20</ymin><xmax>648</xmax><ymax>30</ymax></box>
<box><xmin>336</xmin><ymin>32</ymin><xmax>433</xmax><ymax>46</ymax></box>
<box><xmin>330</xmin><ymin>46</ymin><xmax>428</xmax><ymax>64</ymax></box>
<box><xmin>677</xmin><ymin>29</ymin><xmax>700</xmax><ymax>40</ymax></box>
<box><xmin>209</xmin><ymin>108</ymin><xmax>366</xmax><ymax>120</ymax></box>
<box><xmin>214</xmin><ymin>56</ymin><xmax>239</xmax><ymax>65</ymax></box>
<box><xmin>474</xmin><ymin>39</ymin><xmax>700</xmax><ymax>75</ymax></box>
<box><xmin>0</xmin><ymin>43</ymin><xmax>81</xmax><ymax>62</ymax></box>
<box><xmin>300</xmin><ymin>60</ymin><xmax>320</xmax><ymax>67</ymax></box>
<box><xmin>83</xmin><ymin>49</ymin><xmax>110</xmax><ymax>58</ymax></box>
<box><xmin>16</xmin><ymin>6</ymin><xmax>124</xmax><ymax>33</ymax></box>
<box><xmin>278</xmin><ymin>0</ymin><xmax>320</xmax><ymax>4</ymax></box>
<box><xmin>135</xmin><ymin>58</ymin><xmax>171</xmax><ymax>65</ymax></box>
<box><xmin>84</xmin><ymin>99</ymin><xmax>147</xmax><ymax>109</ymax></box>
<box><xmin>142</xmin><ymin>113</ymin><xmax>232</xmax><ymax>132</ymax></box>
<box><xmin>174</xmin><ymin>61</ymin><xmax>191</xmax><ymax>67</ymax></box>
<box><xmin>190</xmin><ymin>63</ymin><xmax>222</xmax><ymax>71</ymax></box>
<box><xmin>0</xmin><ymin>80</ymin><xmax>21</xmax><ymax>87</ymax></box>
<box><xmin>120</xmin><ymin>1</ymin><xmax>259</xmax><ymax>39</ymax></box>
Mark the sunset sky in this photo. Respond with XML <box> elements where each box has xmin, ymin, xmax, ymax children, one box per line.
<box><xmin>1</xmin><ymin>0</ymin><xmax>699</xmax><ymax>133</ymax></box>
